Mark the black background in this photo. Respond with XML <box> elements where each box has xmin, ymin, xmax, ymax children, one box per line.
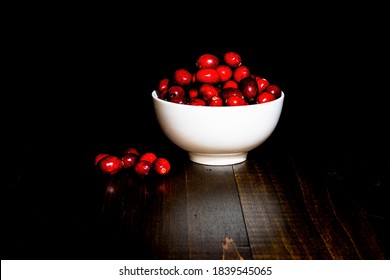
<box><xmin>5</xmin><ymin>7</ymin><xmax>387</xmax><ymax>156</ymax></box>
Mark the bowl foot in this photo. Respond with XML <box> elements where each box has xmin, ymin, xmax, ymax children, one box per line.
<box><xmin>188</xmin><ymin>152</ymin><xmax>248</xmax><ymax>165</ymax></box>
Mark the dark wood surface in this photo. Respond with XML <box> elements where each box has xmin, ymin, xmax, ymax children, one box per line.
<box><xmin>2</xmin><ymin>121</ymin><xmax>387</xmax><ymax>260</ymax></box>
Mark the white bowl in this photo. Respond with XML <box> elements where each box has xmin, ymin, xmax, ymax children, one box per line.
<box><xmin>152</xmin><ymin>90</ymin><xmax>284</xmax><ymax>165</ymax></box>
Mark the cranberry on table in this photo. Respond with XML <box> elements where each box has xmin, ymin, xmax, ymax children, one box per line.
<box><xmin>98</xmin><ymin>155</ymin><xmax>123</xmax><ymax>175</ymax></box>
<box><xmin>153</xmin><ymin>158</ymin><xmax>171</xmax><ymax>175</ymax></box>
<box><xmin>94</xmin><ymin>153</ymin><xmax>109</xmax><ymax>165</ymax></box>
<box><xmin>121</xmin><ymin>153</ymin><xmax>138</xmax><ymax>169</ymax></box>
<box><xmin>139</xmin><ymin>152</ymin><xmax>157</xmax><ymax>164</ymax></box>
<box><xmin>124</xmin><ymin>147</ymin><xmax>139</xmax><ymax>156</ymax></box>
<box><xmin>134</xmin><ymin>160</ymin><xmax>153</xmax><ymax>176</ymax></box>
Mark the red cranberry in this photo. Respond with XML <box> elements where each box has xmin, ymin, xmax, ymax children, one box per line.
<box><xmin>167</xmin><ymin>85</ymin><xmax>187</xmax><ymax>104</ymax></box>
<box><xmin>94</xmin><ymin>153</ymin><xmax>109</xmax><ymax>165</ymax></box>
<box><xmin>121</xmin><ymin>153</ymin><xmax>138</xmax><ymax>169</ymax></box>
<box><xmin>188</xmin><ymin>98</ymin><xmax>206</xmax><ymax>106</ymax></box>
<box><xmin>153</xmin><ymin>157</ymin><xmax>171</xmax><ymax>175</ymax></box>
<box><xmin>222</xmin><ymin>80</ymin><xmax>239</xmax><ymax>89</ymax></box>
<box><xmin>265</xmin><ymin>84</ymin><xmax>282</xmax><ymax>99</ymax></box>
<box><xmin>195</xmin><ymin>68</ymin><xmax>221</xmax><ymax>84</ymax></box>
<box><xmin>98</xmin><ymin>155</ymin><xmax>123</xmax><ymax>175</ymax></box>
<box><xmin>139</xmin><ymin>152</ymin><xmax>157</xmax><ymax>164</ymax></box>
<box><xmin>215</xmin><ymin>64</ymin><xmax>233</xmax><ymax>82</ymax></box>
<box><xmin>225</xmin><ymin>95</ymin><xmax>248</xmax><ymax>106</ymax></box>
<box><xmin>196</xmin><ymin>53</ymin><xmax>219</xmax><ymax>69</ymax></box>
<box><xmin>124</xmin><ymin>147</ymin><xmax>139</xmax><ymax>156</ymax></box>
<box><xmin>220</xmin><ymin>87</ymin><xmax>244</xmax><ymax>100</ymax></box>
<box><xmin>233</xmin><ymin>65</ymin><xmax>251</xmax><ymax>83</ymax></box>
<box><xmin>256</xmin><ymin>91</ymin><xmax>276</xmax><ymax>104</ymax></box>
<box><xmin>134</xmin><ymin>160</ymin><xmax>152</xmax><ymax>176</ymax></box>
<box><xmin>188</xmin><ymin>87</ymin><xmax>199</xmax><ymax>99</ymax></box>
<box><xmin>199</xmin><ymin>84</ymin><xmax>219</xmax><ymax>101</ymax></box>
<box><xmin>254</xmin><ymin>76</ymin><xmax>270</xmax><ymax>93</ymax></box>
<box><xmin>173</xmin><ymin>68</ymin><xmax>192</xmax><ymax>86</ymax></box>
<box><xmin>207</xmin><ymin>95</ymin><xmax>224</xmax><ymax>106</ymax></box>
<box><xmin>169</xmin><ymin>96</ymin><xmax>187</xmax><ymax>104</ymax></box>
<box><xmin>223</xmin><ymin>51</ymin><xmax>242</xmax><ymax>68</ymax></box>
<box><xmin>239</xmin><ymin>76</ymin><xmax>258</xmax><ymax>102</ymax></box>
<box><xmin>167</xmin><ymin>85</ymin><xmax>185</xmax><ymax>99</ymax></box>
<box><xmin>157</xmin><ymin>78</ymin><xmax>170</xmax><ymax>99</ymax></box>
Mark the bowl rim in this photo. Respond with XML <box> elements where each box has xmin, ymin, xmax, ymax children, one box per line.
<box><xmin>151</xmin><ymin>90</ymin><xmax>284</xmax><ymax>109</ymax></box>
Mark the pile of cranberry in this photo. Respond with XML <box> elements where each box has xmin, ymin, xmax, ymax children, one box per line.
<box><xmin>95</xmin><ymin>147</ymin><xmax>171</xmax><ymax>176</ymax></box>
<box><xmin>156</xmin><ymin>51</ymin><xmax>282</xmax><ymax>106</ymax></box>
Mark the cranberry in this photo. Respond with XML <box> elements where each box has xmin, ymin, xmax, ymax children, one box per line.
<box><xmin>239</xmin><ymin>76</ymin><xmax>258</xmax><ymax>103</ymax></box>
<box><xmin>222</xmin><ymin>80</ymin><xmax>239</xmax><ymax>89</ymax></box>
<box><xmin>220</xmin><ymin>87</ymin><xmax>244</xmax><ymax>101</ymax></box>
<box><xmin>153</xmin><ymin>157</ymin><xmax>171</xmax><ymax>175</ymax></box>
<box><xmin>216</xmin><ymin>64</ymin><xmax>233</xmax><ymax>82</ymax></box>
<box><xmin>157</xmin><ymin>78</ymin><xmax>170</xmax><ymax>99</ymax></box>
<box><xmin>207</xmin><ymin>95</ymin><xmax>224</xmax><ymax>106</ymax></box>
<box><xmin>134</xmin><ymin>160</ymin><xmax>152</xmax><ymax>176</ymax></box>
<box><xmin>98</xmin><ymin>155</ymin><xmax>123</xmax><ymax>175</ymax></box>
<box><xmin>94</xmin><ymin>153</ymin><xmax>109</xmax><ymax>165</ymax></box>
<box><xmin>256</xmin><ymin>91</ymin><xmax>276</xmax><ymax>104</ymax></box>
<box><xmin>196</xmin><ymin>53</ymin><xmax>219</xmax><ymax>69</ymax></box>
<box><xmin>121</xmin><ymin>153</ymin><xmax>138</xmax><ymax>169</ymax></box>
<box><xmin>223</xmin><ymin>51</ymin><xmax>242</xmax><ymax>68</ymax></box>
<box><xmin>188</xmin><ymin>98</ymin><xmax>206</xmax><ymax>106</ymax></box>
<box><xmin>195</xmin><ymin>68</ymin><xmax>221</xmax><ymax>84</ymax></box>
<box><xmin>199</xmin><ymin>84</ymin><xmax>219</xmax><ymax>101</ymax></box>
<box><xmin>173</xmin><ymin>68</ymin><xmax>192</xmax><ymax>86</ymax></box>
<box><xmin>139</xmin><ymin>152</ymin><xmax>157</xmax><ymax>164</ymax></box>
<box><xmin>188</xmin><ymin>87</ymin><xmax>199</xmax><ymax>99</ymax></box>
<box><xmin>254</xmin><ymin>76</ymin><xmax>270</xmax><ymax>93</ymax></box>
<box><xmin>167</xmin><ymin>85</ymin><xmax>185</xmax><ymax>100</ymax></box>
<box><xmin>124</xmin><ymin>147</ymin><xmax>139</xmax><ymax>156</ymax></box>
<box><xmin>265</xmin><ymin>84</ymin><xmax>282</xmax><ymax>99</ymax></box>
<box><xmin>225</xmin><ymin>95</ymin><xmax>248</xmax><ymax>106</ymax></box>
<box><xmin>233</xmin><ymin>65</ymin><xmax>251</xmax><ymax>83</ymax></box>
<box><xmin>155</xmin><ymin>50</ymin><xmax>283</xmax><ymax>106</ymax></box>
<box><xmin>169</xmin><ymin>96</ymin><xmax>187</xmax><ymax>104</ymax></box>
<box><xmin>167</xmin><ymin>85</ymin><xmax>187</xmax><ymax>104</ymax></box>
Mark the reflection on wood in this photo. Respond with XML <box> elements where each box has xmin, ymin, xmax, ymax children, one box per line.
<box><xmin>222</xmin><ymin>236</ymin><xmax>245</xmax><ymax>260</ymax></box>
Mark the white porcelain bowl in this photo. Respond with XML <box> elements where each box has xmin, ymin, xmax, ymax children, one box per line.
<box><xmin>152</xmin><ymin>90</ymin><xmax>284</xmax><ymax>165</ymax></box>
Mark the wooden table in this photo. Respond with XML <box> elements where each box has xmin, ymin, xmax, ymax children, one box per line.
<box><xmin>3</xmin><ymin>126</ymin><xmax>386</xmax><ymax>260</ymax></box>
